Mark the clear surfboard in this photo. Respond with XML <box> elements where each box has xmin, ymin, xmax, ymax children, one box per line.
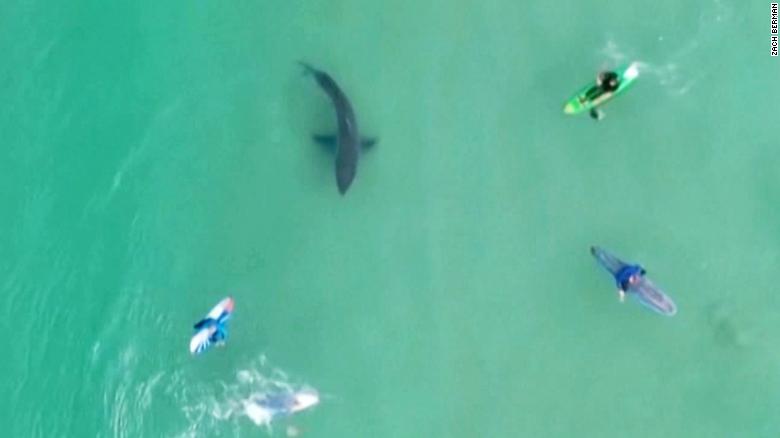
<box><xmin>591</xmin><ymin>246</ymin><xmax>677</xmax><ymax>316</ymax></box>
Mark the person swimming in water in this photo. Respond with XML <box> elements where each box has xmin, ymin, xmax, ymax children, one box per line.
<box><xmin>244</xmin><ymin>388</ymin><xmax>320</xmax><ymax>426</ymax></box>
<box><xmin>588</xmin><ymin>71</ymin><xmax>620</xmax><ymax>120</ymax></box>
<box><xmin>614</xmin><ymin>264</ymin><xmax>646</xmax><ymax>302</ymax></box>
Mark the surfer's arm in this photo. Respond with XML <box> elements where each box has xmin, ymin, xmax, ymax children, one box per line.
<box><xmin>193</xmin><ymin>318</ymin><xmax>216</xmax><ymax>330</ymax></box>
<box><xmin>618</xmin><ymin>289</ymin><xmax>626</xmax><ymax>302</ymax></box>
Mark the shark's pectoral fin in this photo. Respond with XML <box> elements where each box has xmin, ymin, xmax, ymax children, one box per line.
<box><xmin>312</xmin><ymin>134</ymin><xmax>337</xmax><ymax>149</ymax></box>
<box><xmin>361</xmin><ymin>137</ymin><xmax>378</xmax><ymax>150</ymax></box>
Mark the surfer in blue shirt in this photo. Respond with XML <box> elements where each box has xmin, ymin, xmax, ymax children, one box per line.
<box><xmin>193</xmin><ymin>310</ymin><xmax>229</xmax><ymax>345</ymax></box>
<box><xmin>614</xmin><ymin>264</ymin><xmax>646</xmax><ymax>302</ymax></box>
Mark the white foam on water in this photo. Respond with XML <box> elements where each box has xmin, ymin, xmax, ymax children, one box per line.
<box><xmin>596</xmin><ymin>0</ymin><xmax>734</xmax><ymax>98</ymax></box>
<box><xmin>243</xmin><ymin>400</ymin><xmax>274</xmax><ymax>427</ymax></box>
<box><xmin>174</xmin><ymin>355</ymin><xmax>319</xmax><ymax>436</ymax></box>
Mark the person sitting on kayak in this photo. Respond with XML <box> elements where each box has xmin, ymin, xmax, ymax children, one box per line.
<box><xmin>587</xmin><ymin>71</ymin><xmax>621</xmax><ymax>120</ymax></box>
<box><xmin>597</xmin><ymin>71</ymin><xmax>620</xmax><ymax>92</ymax></box>
<box><xmin>193</xmin><ymin>310</ymin><xmax>229</xmax><ymax>346</ymax></box>
<box><xmin>614</xmin><ymin>264</ymin><xmax>646</xmax><ymax>302</ymax></box>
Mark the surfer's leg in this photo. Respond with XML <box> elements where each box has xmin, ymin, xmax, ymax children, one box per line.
<box><xmin>589</xmin><ymin>108</ymin><xmax>604</xmax><ymax>121</ymax></box>
<box><xmin>211</xmin><ymin>330</ymin><xmax>226</xmax><ymax>347</ymax></box>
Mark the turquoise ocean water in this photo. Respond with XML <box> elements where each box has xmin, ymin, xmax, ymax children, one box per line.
<box><xmin>2</xmin><ymin>0</ymin><xmax>779</xmax><ymax>436</ymax></box>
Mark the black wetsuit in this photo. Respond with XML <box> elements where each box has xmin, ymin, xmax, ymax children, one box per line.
<box><xmin>600</xmin><ymin>71</ymin><xmax>620</xmax><ymax>92</ymax></box>
<box><xmin>588</xmin><ymin>71</ymin><xmax>621</xmax><ymax>119</ymax></box>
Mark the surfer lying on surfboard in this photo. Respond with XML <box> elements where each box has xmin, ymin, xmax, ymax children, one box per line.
<box><xmin>194</xmin><ymin>313</ymin><xmax>228</xmax><ymax>343</ymax></box>
<box><xmin>190</xmin><ymin>297</ymin><xmax>234</xmax><ymax>355</ymax></box>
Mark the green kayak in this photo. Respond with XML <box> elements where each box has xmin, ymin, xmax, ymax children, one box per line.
<box><xmin>563</xmin><ymin>62</ymin><xmax>639</xmax><ymax>115</ymax></box>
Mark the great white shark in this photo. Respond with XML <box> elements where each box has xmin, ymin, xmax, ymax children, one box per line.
<box><xmin>300</xmin><ymin>62</ymin><xmax>377</xmax><ymax>195</ymax></box>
